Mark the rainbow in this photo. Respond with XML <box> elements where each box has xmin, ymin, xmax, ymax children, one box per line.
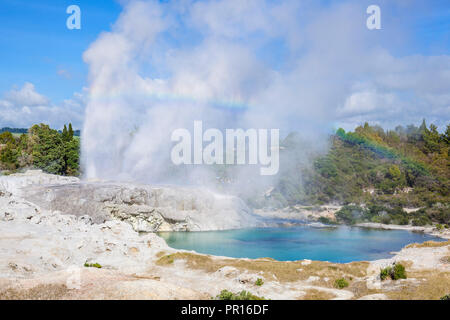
<box><xmin>335</xmin><ymin>128</ymin><xmax>429</xmax><ymax>176</ymax></box>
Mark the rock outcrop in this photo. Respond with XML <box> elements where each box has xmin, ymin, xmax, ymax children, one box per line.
<box><xmin>1</xmin><ymin>170</ymin><xmax>261</xmax><ymax>232</ymax></box>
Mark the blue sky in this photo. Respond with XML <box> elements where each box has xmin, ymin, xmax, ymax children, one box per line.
<box><xmin>0</xmin><ymin>0</ymin><xmax>121</xmax><ymax>103</ymax></box>
<box><xmin>0</xmin><ymin>0</ymin><xmax>449</xmax><ymax>130</ymax></box>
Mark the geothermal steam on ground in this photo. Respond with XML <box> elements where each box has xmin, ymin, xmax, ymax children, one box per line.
<box><xmin>81</xmin><ymin>0</ymin><xmax>450</xmax><ymax>186</ymax></box>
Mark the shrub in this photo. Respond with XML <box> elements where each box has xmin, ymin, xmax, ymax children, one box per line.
<box><xmin>255</xmin><ymin>278</ymin><xmax>264</xmax><ymax>286</ymax></box>
<box><xmin>440</xmin><ymin>294</ymin><xmax>450</xmax><ymax>300</ymax></box>
<box><xmin>318</xmin><ymin>217</ymin><xmax>337</xmax><ymax>225</ymax></box>
<box><xmin>334</xmin><ymin>278</ymin><xmax>349</xmax><ymax>289</ymax></box>
<box><xmin>380</xmin><ymin>263</ymin><xmax>406</xmax><ymax>280</ymax></box>
<box><xmin>84</xmin><ymin>262</ymin><xmax>102</xmax><ymax>268</ymax></box>
<box><xmin>216</xmin><ymin>290</ymin><xmax>234</xmax><ymax>300</ymax></box>
<box><xmin>412</xmin><ymin>218</ymin><xmax>428</xmax><ymax>226</ymax></box>
<box><xmin>380</xmin><ymin>267</ymin><xmax>392</xmax><ymax>280</ymax></box>
<box><xmin>335</xmin><ymin>205</ymin><xmax>366</xmax><ymax>225</ymax></box>
<box><xmin>216</xmin><ymin>290</ymin><xmax>265</xmax><ymax>300</ymax></box>
<box><xmin>391</xmin><ymin>264</ymin><xmax>407</xmax><ymax>280</ymax></box>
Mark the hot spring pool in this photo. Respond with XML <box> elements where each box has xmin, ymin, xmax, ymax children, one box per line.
<box><xmin>158</xmin><ymin>226</ymin><xmax>444</xmax><ymax>263</ymax></box>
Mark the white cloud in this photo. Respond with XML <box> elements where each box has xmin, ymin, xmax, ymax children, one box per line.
<box><xmin>0</xmin><ymin>83</ymin><xmax>85</xmax><ymax>129</ymax></box>
<box><xmin>5</xmin><ymin>82</ymin><xmax>49</xmax><ymax>106</ymax></box>
<box><xmin>338</xmin><ymin>90</ymin><xmax>400</xmax><ymax>116</ymax></box>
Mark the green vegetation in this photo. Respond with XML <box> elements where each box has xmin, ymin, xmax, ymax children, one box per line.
<box><xmin>318</xmin><ymin>217</ymin><xmax>337</xmax><ymax>225</ymax></box>
<box><xmin>380</xmin><ymin>263</ymin><xmax>407</xmax><ymax>281</ymax></box>
<box><xmin>251</xmin><ymin>120</ymin><xmax>449</xmax><ymax>226</ymax></box>
<box><xmin>440</xmin><ymin>294</ymin><xmax>450</xmax><ymax>300</ymax></box>
<box><xmin>0</xmin><ymin>123</ymin><xmax>79</xmax><ymax>176</ymax></box>
<box><xmin>380</xmin><ymin>267</ymin><xmax>391</xmax><ymax>281</ymax></box>
<box><xmin>255</xmin><ymin>278</ymin><xmax>264</xmax><ymax>286</ymax></box>
<box><xmin>84</xmin><ymin>262</ymin><xmax>102</xmax><ymax>268</ymax></box>
<box><xmin>334</xmin><ymin>278</ymin><xmax>349</xmax><ymax>289</ymax></box>
<box><xmin>216</xmin><ymin>290</ymin><xmax>265</xmax><ymax>300</ymax></box>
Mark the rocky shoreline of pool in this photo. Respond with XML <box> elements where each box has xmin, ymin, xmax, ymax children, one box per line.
<box><xmin>355</xmin><ymin>222</ymin><xmax>450</xmax><ymax>240</ymax></box>
<box><xmin>254</xmin><ymin>206</ymin><xmax>450</xmax><ymax>240</ymax></box>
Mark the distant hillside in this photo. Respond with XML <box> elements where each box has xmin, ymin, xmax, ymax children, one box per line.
<box><xmin>0</xmin><ymin>127</ymin><xmax>28</xmax><ymax>135</ymax></box>
<box><xmin>257</xmin><ymin>120</ymin><xmax>449</xmax><ymax>226</ymax></box>
<box><xmin>0</xmin><ymin>127</ymin><xmax>80</xmax><ymax>136</ymax></box>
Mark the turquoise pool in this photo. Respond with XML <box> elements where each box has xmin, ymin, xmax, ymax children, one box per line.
<box><xmin>158</xmin><ymin>226</ymin><xmax>443</xmax><ymax>263</ymax></box>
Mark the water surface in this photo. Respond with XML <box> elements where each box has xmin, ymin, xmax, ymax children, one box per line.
<box><xmin>158</xmin><ymin>226</ymin><xmax>443</xmax><ymax>263</ymax></box>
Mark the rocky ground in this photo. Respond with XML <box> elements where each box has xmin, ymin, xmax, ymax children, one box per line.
<box><xmin>0</xmin><ymin>170</ymin><xmax>449</xmax><ymax>300</ymax></box>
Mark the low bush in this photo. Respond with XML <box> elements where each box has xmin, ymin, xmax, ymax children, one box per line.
<box><xmin>84</xmin><ymin>262</ymin><xmax>102</xmax><ymax>268</ymax></box>
<box><xmin>380</xmin><ymin>266</ymin><xmax>392</xmax><ymax>280</ymax></box>
<box><xmin>216</xmin><ymin>290</ymin><xmax>265</xmax><ymax>300</ymax></box>
<box><xmin>334</xmin><ymin>278</ymin><xmax>349</xmax><ymax>289</ymax></box>
<box><xmin>391</xmin><ymin>264</ymin><xmax>407</xmax><ymax>280</ymax></box>
<box><xmin>412</xmin><ymin>218</ymin><xmax>430</xmax><ymax>226</ymax></box>
<box><xmin>380</xmin><ymin>263</ymin><xmax>407</xmax><ymax>280</ymax></box>
<box><xmin>335</xmin><ymin>205</ymin><xmax>366</xmax><ymax>225</ymax></box>
<box><xmin>318</xmin><ymin>217</ymin><xmax>337</xmax><ymax>225</ymax></box>
<box><xmin>255</xmin><ymin>278</ymin><xmax>264</xmax><ymax>286</ymax></box>
<box><xmin>440</xmin><ymin>294</ymin><xmax>450</xmax><ymax>300</ymax></box>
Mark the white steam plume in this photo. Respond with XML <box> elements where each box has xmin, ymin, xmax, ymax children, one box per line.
<box><xmin>81</xmin><ymin>0</ymin><xmax>450</xmax><ymax>185</ymax></box>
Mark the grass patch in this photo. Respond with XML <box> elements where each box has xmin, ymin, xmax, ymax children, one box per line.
<box><xmin>155</xmin><ymin>252</ymin><xmax>369</xmax><ymax>286</ymax></box>
<box><xmin>334</xmin><ymin>278</ymin><xmax>349</xmax><ymax>289</ymax></box>
<box><xmin>405</xmin><ymin>240</ymin><xmax>450</xmax><ymax>249</ymax></box>
<box><xmin>301</xmin><ymin>289</ymin><xmax>335</xmax><ymax>300</ymax></box>
<box><xmin>386</xmin><ymin>271</ymin><xmax>450</xmax><ymax>300</ymax></box>
<box><xmin>0</xmin><ymin>284</ymin><xmax>69</xmax><ymax>300</ymax></box>
<box><xmin>155</xmin><ymin>251</ymin><xmax>168</xmax><ymax>258</ymax></box>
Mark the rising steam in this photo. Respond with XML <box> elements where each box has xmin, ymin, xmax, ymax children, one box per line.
<box><xmin>81</xmin><ymin>0</ymin><xmax>450</xmax><ymax>188</ymax></box>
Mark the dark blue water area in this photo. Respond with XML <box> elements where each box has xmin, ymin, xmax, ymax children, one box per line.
<box><xmin>158</xmin><ymin>226</ymin><xmax>444</xmax><ymax>263</ymax></box>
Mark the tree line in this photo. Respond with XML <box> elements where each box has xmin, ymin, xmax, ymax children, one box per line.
<box><xmin>0</xmin><ymin>123</ymin><xmax>80</xmax><ymax>176</ymax></box>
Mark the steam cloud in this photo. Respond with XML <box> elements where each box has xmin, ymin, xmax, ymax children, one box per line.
<box><xmin>81</xmin><ymin>0</ymin><xmax>450</xmax><ymax>185</ymax></box>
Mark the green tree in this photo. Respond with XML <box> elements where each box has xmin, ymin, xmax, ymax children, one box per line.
<box><xmin>29</xmin><ymin>124</ymin><xmax>65</xmax><ymax>174</ymax></box>
<box><xmin>63</xmin><ymin>137</ymin><xmax>80</xmax><ymax>175</ymax></box>
<box><xmin>0</xmin><ymin>144</ymin><xmax>19</xmax><ymax>169</ymax></box>
<box><xmin>62</xmin><ymin>124</ymin><xmax>68</xmax><ymax>142</ymax></box>
<box><xmin>0</xmin><ymin>131</ymin><xmax>15</xmax><ymax>145</ymax></box>
<box><xmin>419</xmin><ymin>119</ymin><xmax>427</xmax><ymax>137</ymax></box>
<box><xmin>441</xmin><ymin>124</ymin><xmax>450</xmax><ymax>145</ymax></box>
<box><xmin>68</xmin><ymin>123</ymin><xmax>74</xmax><ymax>140</ymax></box>
<box><xmin>423</xmin><ymin>123</ymin><xmax>441</xmax><ymax>153</ymax></box>
<box><xmin>387</xmin><ymin>165</ymin><xmax>401</xmax><ymax>181</ymax></box>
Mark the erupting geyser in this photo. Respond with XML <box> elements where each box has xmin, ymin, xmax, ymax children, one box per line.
<box><xmin>80</xmin><ymin>0</ymin><xmax>348</xmax><ymax>185</ymax></box>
